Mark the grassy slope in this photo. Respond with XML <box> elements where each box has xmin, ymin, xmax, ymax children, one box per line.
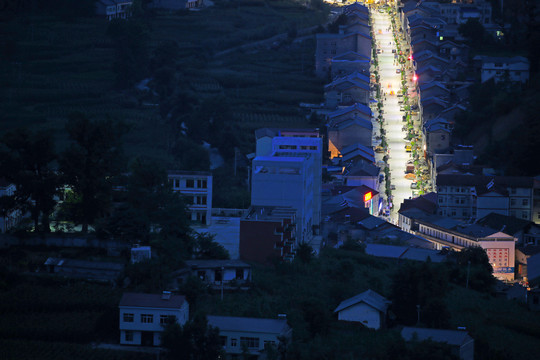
<box><xmin>0</xmin><ymin>1</ymin><xmax>326</xmax><ymax>164</ymax></box>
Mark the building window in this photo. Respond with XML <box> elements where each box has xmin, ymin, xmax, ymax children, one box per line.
<box><xmin>264</xmin><ymin>340</ymin><xmax>277</xmax><ymax>347</ymax></box>
<box><xmin>141</xmin><ymin>314</ymin><xmax>153</xmax><ymax>323</ymax></box>
<box><xmin>197</xmin><ymin>270</ymin><xmax>206</xmax><ymax>280</ymax></box>
<box><xmin>236</xmin><ymin>268</ymin><xmax>244</xmax><ymax>280</ymax></box>
<box><xmin>523</xmin><ymin>199</ymin><xmax>529</xmax><ymax>206</ymax></box>
<box><xmin>522</xmin><ymin>212</ymin><xmax>528</xmax><ymax>220</ymax></box>
<box><xmin>198</xmin><ymin>179</ymin><xmax>207</xmax><ymax>188</ymax></box>
<box><xmin>186</xmin><ymin>179</ymin><xmax>195</xmax><ymax>188</ymax></box>
<box><xmin>220</xmin><ymin>336</ymin><xmax>227</xmax><ymax>348</ymax></box>
<box><xmin>240</xmin><ymin>337</ymin><xmax>260</xmax><ymax>349</ymax></box>
<box><xmin>511</xmin><ymin>199</ymin><xmax>516</xmax><ymax>206</ymax></box>
<box><xmin>123</xmin><ymin>313</ymin><xmax>134</xmax><ymax>323</ymax></box>
<box><xmin>125</xmin><ymin>331</ymin><xmax>133</xmax><ymax>342</ymax></box>
<box><xmin>160</xmin><ymin>315</ymin><xmax>176</xmax><ymax>325</ymax></box>
<box><xmin>231</xmin><ymin>338</ymin><xmax>238</xmax><ymax>347</ymax></box>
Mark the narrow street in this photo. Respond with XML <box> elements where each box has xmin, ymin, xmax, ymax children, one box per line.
<box><xmin>371</xmin><ymin>8</ymin><xmax>413</xmax><ymax>222</ymax></box>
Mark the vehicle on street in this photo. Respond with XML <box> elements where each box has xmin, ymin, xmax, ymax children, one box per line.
<box><xmin>375</xmin><ymin>146</ymin><xmax>385</xmax><ymax>153</ymax></box>
<box><xmin>405</xmin><ymin>144</ymin><xmax>412</xmax><ymax>152</ymax></box>
<box><xmin>405</xmin><ymin>164</ymin><xmax>414</xmax><ymax>173</ymax></box>
<box><xmin>390</xmin><ymin>185</ymin><xmax>396</xmax><ymax>190</ymax></box>
<box><xmin>411</xmin><ymin>182</ymin><xmax>418</xmax><ymax>189</ymax></box>
<box><xmin>396</xmin><ymin>68</ymin><xmax>401</xmax><ymax>74</ymax></box>
<box><xmin>379</xmin><ymin>174</ymin><xmax>384</xmax><ymax>183</ymax></box>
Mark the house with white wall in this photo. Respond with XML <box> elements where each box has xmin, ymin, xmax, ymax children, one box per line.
<box><xmin>0</xmin><ymin>180</ymin><xmax>21</xmax><ymax>233</ymax></box>
<box><xmin>119</xmin><ymin>292</ymin><xmax>189</xmax><ymax>346</ymax></box>
<box><xmin>207</xmin><ymin>315</ymin><xmax>292</xmax><ymax>358</ymax></box>
<box><xmin>334</xmin><ymin>289</ymin><xmax>390</xmax><ymax>330</ymax></box>
<box><xmin>168</xmin><ymin>170</ymin><xmax>212</xmax><ymax>225</ymax></box>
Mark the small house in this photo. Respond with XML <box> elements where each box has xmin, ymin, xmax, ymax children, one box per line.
<box><xmin>401</xmin><ymin>327</ymin><xmax>474</xmax><ymax>360</ymax></box>
<box><xmin>334</xmin><ymin>289</ymin><xmax>391</xmax><ymax>330</ymax></box>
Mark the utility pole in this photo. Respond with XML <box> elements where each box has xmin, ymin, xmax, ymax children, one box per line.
<box><xmin>220</xmin><ymin>266</ymin><xmax>224</xmax><ymax>301</ymax></box>
<box><xmin>466</xmin><ymin>260</ymin><xmax>471</xmax><ymax>289</ymax></box>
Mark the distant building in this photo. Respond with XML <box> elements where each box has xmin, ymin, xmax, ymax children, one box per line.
<box><xmin>44</xmin><ymin>257</ymin><xmax>124</xmax><ymax>282</ymax></box>
<box><xmin>207</xmin><ymin>315</ymin><xmax>292</xmax><ymax>358</ymax></box>
<box><xmin>334</xmin><ymin>289</ymin><xmax>391</xmax><ymax>329</ymax></box>
<box><xmin>131</xmin><ymin>246</ymin><xmax>152</xmax><ymax>263</ymax></box>
<box><xmin>401</xmin><ymin>327</ymin><xmax>474</xmax><ymax>360</ymax></box>
<box><xmin>240</xmin><ymin>206</ymin><xmax>296</xmax><ymax>263</ymax></box>
<box><xmin>474</xmin><ymin>56</ymin><xmax>530</xmax><ymax>84</ymax></box>
<box><xmin>0</xmin><ymin>180</ymin><xmax>21</xmax><ymax>233</ymax></box>
<box><xmin>415</xmin><ymin>218</ymin><xmax>516</xmax><ymax>281</ymax></box>
<box><xmin>251</xmin><ymin>155</ymin><xmax>315</xmax><ymax>244</ymax></box>
<box><xmin>172</xmin><ymin>259</ymin><xmax>252</xmax><ymax>289</ymax></box>
<box><xmin>119</xmin><ymin>292</ymin><xmax>189</xmax><ymax>346</ymax></box>
<box><xmin>436</xmin><ymin>174</ymin><xmax>534</xmax><ymax>221</ymax></box>
<box><xmin>168</xmin><ymin>170</ymin><xmax>212</xmax><ymax>225</ymax></box>
<box><xmin>315</xmin><ymin>31</ymin><xmax>371</xmax><ymax>78</ymax></box>
<box><xmin>95</xmin><ymin>0</ymin><xmax>133</xmax><ymax>20</ymax></box>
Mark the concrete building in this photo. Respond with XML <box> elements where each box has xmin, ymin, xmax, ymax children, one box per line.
<box><xmin>95</xmin><ymin>0</ymin><xmax>133</xmax><ymax>20</ymax></box>
<box><xmin>415</xmin><ymin>218</ymin><xmax>516</xmax><ymax>281</ymax></box>
<box><xmin>334</xmin><ymin>289</ymin><xmax>390</xmax><ymax>330</ymax></box>
<box><xmin>315</xmin><ymin>31</ymin><xmax>372</xmax><ymax>78</ymax></box>
<box><xmin>207</xmin><ymin>315</ymin><xmax>292</xmax><ymax>358</ymax></box>
<box><xmin>168</xmin><ymin>170</ymin><xmax>212</xmax><ymax>225</ymax></box>
<box><xmin>240</xmin><ymin>206</ymin><xmax>296</xmax><ymax>263</ymax></box>
<box><xmin>254</xmin><ymin>128</ymin><xmax>320</xmax><ymax>158</ymax></box>
<box><xmin>324</xmin><ymin>71</ymin><xmax>370</xmax><ymax>108</ymax></box>
<box><xmin>251</xmin><ymin>155</ymin><xmax>315</xmax><ymax>244</ymax></box>
<box><xmin>172</xmin><ymin>259</ymin><xmax>252</xmax><ymax>289</ymax></box>
<box><xmin>474</xmin><ymin>55</ymin><xmax>530</xmax><ymax>84</ymax></box>
<box><xmin>119</xmin><ymin>292</ymin><xmax>189</xmax><ymax>346</ymax></box>
<box><xmin>401</xmin><ymin>327</ymin><xmax>474</xmax><ymax>360</ymax></box>
<box><xmin>436</xmin><ymin>175</ymin><xmax>534</xmax><ymax>221</ymax></box>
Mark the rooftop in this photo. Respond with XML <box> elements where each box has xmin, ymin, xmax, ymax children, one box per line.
<box><xmin>334</xmin><ymin>289</ymin><xmax>390</xmax><ymax>314</ymax></box>
<box><xmin>401</xmin><ymin>327</ymin><xmax>473</xmax><ymax>346</ymax></box>
<box><xmin>207</xmin><ymin>315</ymin><xmax>290</xmax><ymax>334</ymax></box>
<box><xmin>119</xmin><ymin>292</ymin><xmax>186</xmax><ymax>309</ymax></box>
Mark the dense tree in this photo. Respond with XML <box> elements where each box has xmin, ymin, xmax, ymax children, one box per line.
<box><xmin>0</xmin><ymin>129</ymin><xmax>60</xmax><ymax>232</ymax></box>
<box><xmin>448</xmin><ymin>247</ymin><xmax>495</xmax><ymax>292</ymax></box>
<box><xmin>59</xmin><ymin>112</ymin><xmax>127</xmax><ymax>233</ymax></box>
<box><xmin>161</xmin><ymin>314</ymin><xmax>224</xmax><ymax>360</ymax></box>
<box><xmin>193</xmin><ymin>233</ymin><xmax>230</xmax><ymax>260</ymax></box>
<box><xmin>391</xmin><ymin>262</ymin><xmax>450</xmax><ymax>327</ymax></box>
<box><xmin>458</xmin><ymin>18</ymin><xmax>486</xmax><ymax>48</ymax></box>
<box><xmin>107</xmin><ymin>19</ymin><xmax>149</xmax><ymax>88</ymax></box>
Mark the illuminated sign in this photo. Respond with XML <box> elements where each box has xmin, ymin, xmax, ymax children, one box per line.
<box><xmin>364</xmin><ymin>192</ymin><xmax>372</xmax><ymax>202</ymax></box>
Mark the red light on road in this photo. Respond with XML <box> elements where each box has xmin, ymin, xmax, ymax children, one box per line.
<box><xmin>364</xmin><ymin>192</ymin><xmax>372</xmax><ymax>202</ymax></box>
<box><xmin>413</xmin><ymin>74</ymin><xmax>418</xmax><ymax>82</ymax></box>
<box><xmin>408</xmin><ymin>55</ymin><xmax>413</xmax><ymax>60</ymax></box>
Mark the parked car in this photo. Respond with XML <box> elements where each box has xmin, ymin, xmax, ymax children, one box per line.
<box><xmin>375</xmin><ymin>146</ymin><xmax>385</xmax><ymax>153</ymax></box>
<box><xmin>379</xmin><ymin>174</ymin><xmax>385</xmax><ymax>183</ymax></box>
<box><xmin>390</xmin><ymin>185</ymin><xmax>396</xmax><ymax>190</ymax></box>
<box><xmin>410</xmin><ymin>182</ymin><xmax>418</xmax><ymax>189</ymax></box>
<box><xmin>396</xmin><ymin>68</ymin><xmax>401</xmax><ymax>73</ymax></box>
<box><xmin>405</xmin><ymin>144</ymin><xmax>412</xmax><ymax>152</ymax></box>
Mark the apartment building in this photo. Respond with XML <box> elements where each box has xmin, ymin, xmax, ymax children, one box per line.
<box><xmin>436</xmin><ymin>175</ymin><xmax>534</xmax><ymax>221</ymax></box>
<box><xmin>251</xmin><ymin>155</ymin><xmax>315</xmax><ymax>245</ymax></box>
<box><xmin>168</xmin><ymin>170</ymin><xmax>212</xmax><ymax>225</ymax></box>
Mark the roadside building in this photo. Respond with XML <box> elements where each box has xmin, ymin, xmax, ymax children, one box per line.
<box><xmin>401</xmin><ymin>327</ymin><xmax>474</xmax><ymax>360</ymax></box>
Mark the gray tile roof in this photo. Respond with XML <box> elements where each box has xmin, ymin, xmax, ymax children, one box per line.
<box><xmin>207</xmin><ymin>315</ymin><xmax>290</xmax><ymax>334</ymax></box>
<box><xmin>334</xmin><ymin>289</ymin><xmax>390</xmax><ymax>314</ymax></box>
<box><xmin>401</xmin><ymin>327</ymin><xmax>473</xmax><ymax>346</ymax></box>
<box><xmin>119</xmin><ymin>292</ymin><xmax>186</xmax><ymax>309</ymax></box>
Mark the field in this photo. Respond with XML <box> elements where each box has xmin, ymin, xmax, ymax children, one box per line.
<box><xmin>0</xmin><ymin>1</ymin><xmax>327</xmax><ymax>164</ymax></box>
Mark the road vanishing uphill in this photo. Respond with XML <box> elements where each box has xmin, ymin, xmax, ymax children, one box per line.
<box><xmin>371</xmin><ymin>9</ymin><xmax>413</xmax><ymax>222</ymax></box>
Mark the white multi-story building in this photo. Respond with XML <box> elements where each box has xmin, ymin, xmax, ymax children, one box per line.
<box><xmin>436</xmin><ymin>175</ymin><xmax>534</xmax><ymax>221</ymax></box>
<box><xmin>119</xmin><ymin>292</ymin><xmax>189</xmax><ymax>346</ymax></box>
<box><xmin>415</xmin><ymin>219</ymin><xmax>516</xmax><ymax>281</ymax></box>
<box><xmin>168</xmin><ymin>170</ymin><xmax>212</xmax><ymax>225</ymax></box>
<box><xmin>251</xmin><ymin>155</ymin><xmax>315</xmax><ymax>245</ymax></box>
